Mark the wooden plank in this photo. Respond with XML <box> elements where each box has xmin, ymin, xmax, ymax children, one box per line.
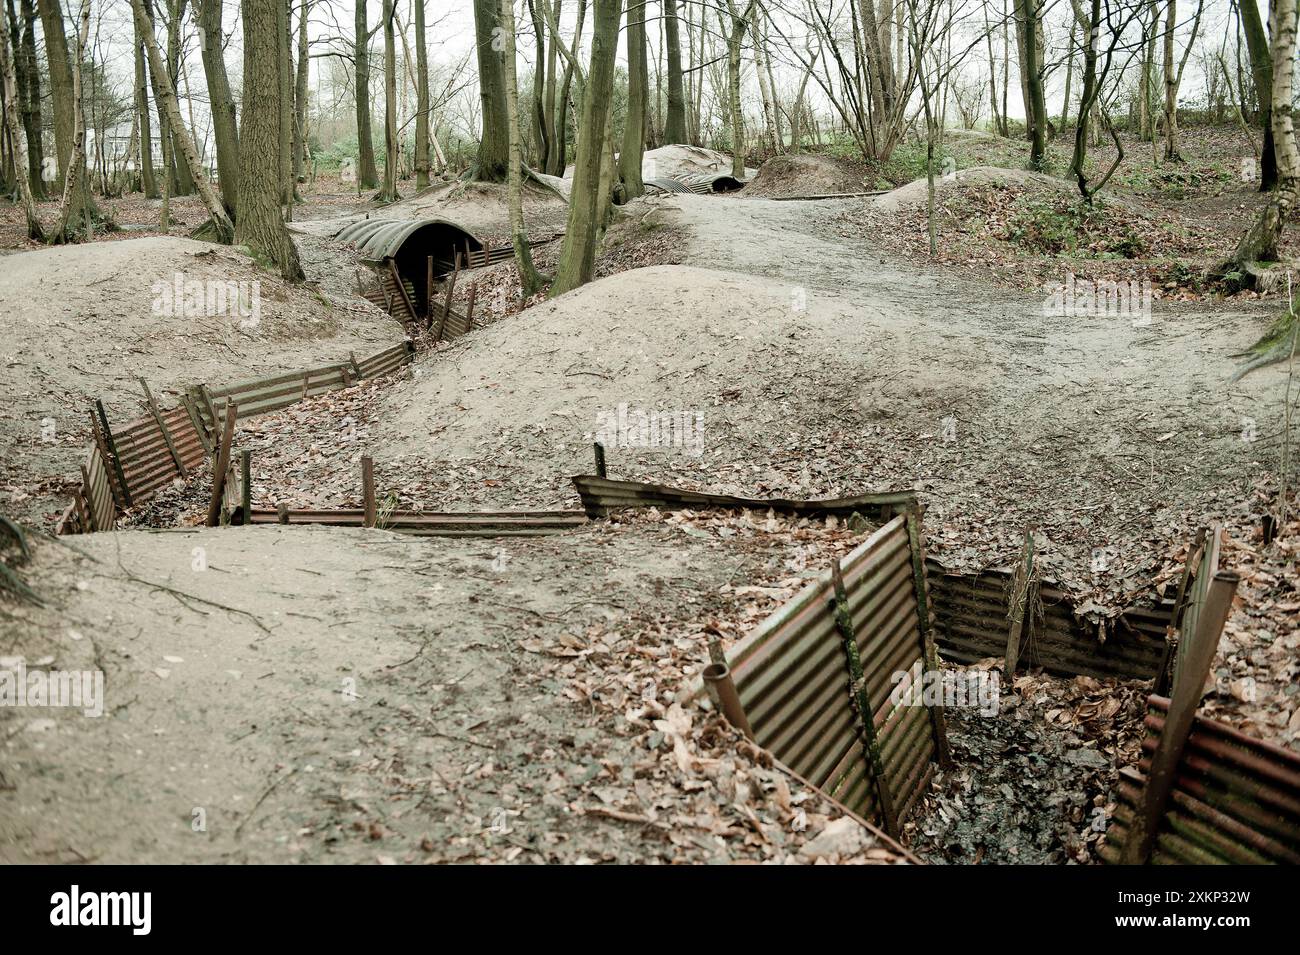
<box><xmin>906</xmin><ymin>508</ymin><xmax>952</xmax><ymax>769</ymax></box>
<box><xmin>362</xmin><ymin>455</ymin><xmax>376</xmax><ymax>528</ymax></box>
<box><xmin>205</xmin><ymin>400</ymin><xmax>237</xmax><ymax>527</ymax></box>
<box><xmin>1122</xmin><ymin>570</ymin><xmax>1241</xmax><ymax>864</ymax></box>
<box><xmin>137</xmin><ymin>378</ymin><xmax>188</xmax><ymax>478</ymax></box>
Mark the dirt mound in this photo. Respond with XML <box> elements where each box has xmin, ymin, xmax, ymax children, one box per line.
<box><xmin>391</xmin><ymin>179</ymin><xmax>568</xmax><ymax>238</ymax></box>
<box><xmin>641</xmin><ymin>144</ymin><xmax>737</xmax><ymax>181</ymax></box>
<box><xmin>0</xmin><ymin>236</ymin><xmax>402</xmax><ymax>528</ymax></box>
<box><xmin>874</xmin><ymin>165</ymin><xmax>1073</xmax><ymax>212</ymax></box>
<box><xmin>231</xmin><ymin>263</ymin><xmax>989</xmax><ymax>518</ymax></box>
<box><xmin>744</xmin><ymin>154</ymin><xmax>873</xmax><ymax>198</ymax></box>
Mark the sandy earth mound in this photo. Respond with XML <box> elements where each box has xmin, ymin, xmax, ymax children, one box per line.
<box><xmin>0</xmin><ymin>236</ymin><xmax>402</xmax><ymax>528</ymax></box>
<box><xmin>744</xmin><ymin>154</ymin><xmax>873</xmax><ymax>198</ymax></box>
<box><xmin>640</xmin><ymin>145</ymin><xmax>742</xmax><ymax>181</ymax></box>
<box><xmin>874</xmin><ymin>165</ymin><xmax>1075</xmax><ymax>212</ymax></box>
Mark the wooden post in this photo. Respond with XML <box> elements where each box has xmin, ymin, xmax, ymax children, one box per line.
<box><xmin>78</xmin><ymin>463</ymin><xmax>97</xmax><ymax>531</ymax></box>
<box><xmin>1154</xmin><ymin>528</ymin><xmax>1206</xmax><ymax>696</ymax></box>
<box><xmin>239</xmin><ymin>450</ymin><xmax>252</xmax><ymax>525</ymax></box>
<box><xmin>465</xmin><ymin>283</ymin><xmax>477</xmax><ymax>327</ymax></box>
<box><xmin>183</xmin><ymin>389</ymin><xmax>213</xmax><ymax>454</ymax></box>
<box><xmin>1122</xmin><ymin>570</ymin><xmax>1241</xmax><ymax>865</ymax></box>
<box><xmin>138</xmin><ymin>378</ymin><xmax>188</xmax><ymax>477</ymax></box>
<box><xmin>1004</xmin><ymin>528</ymin><xmax>1036</xmax><ymax>681</ymax></box>
<box><xmin>362</xmin><ymin>455</ymin><xmax>376</xmax><ymax>528</ymax></box>
<box><xmin>905</xmin><ymin>508</ymin><xmax>952</xmax><ymax>768</ymax></box>
<box><xmin>426</xmin><ymin>254</ymin><xmax>434</xmax><ymax>321</ymax></box>
<box><xmin>437</xmin><ymin>252</ymin><xmax>460</xmax><ymax>338</ymax></box>
<box><xmin>198</xmin><ymin>385</ymin><xmax>220</xmax><ymax>440</ymax></box>
<box><xmin>93</xmin><ymin>400</ymin><xmax>132</xmax><ymax>508</ymax></box>
<box><xmin>277</xmin><ymin>503</ymin><xmax>290</xmax><ymax>524</ymax></box>
<box><xmin>593</xmin><ymin>441</ymin><xmax>607</xmax><ymax>478</ymax></box>
<box><xmin>205</xmin><ymin>400</ymin><xmax>237</xmax><ymax>527</ymax></box>
<box><xmin>831</xmin><ymin>559</ymin><xmax>902</xmax><ymax>838</ymax></box>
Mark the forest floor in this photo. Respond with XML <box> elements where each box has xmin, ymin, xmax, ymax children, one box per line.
<box><xmin>2</xmin><ymin>128</ymin><xmax>1297</xmax><ymax>864</ymax></box>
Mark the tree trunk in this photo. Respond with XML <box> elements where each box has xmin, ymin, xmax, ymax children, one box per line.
<box><xmin>551</xmin><ymin>0</ymin><xmax>620</xmax><ymax>296</ymax></box>
<box><xmin>542</xmin><ymin>0</ymin><xmax>558</xmax><ymax>170</ymax></box>
<box><xmin>0</xmin><ymin>0</ymin><xmax>41</xmax><ymax>237</ymax></box>
<box><xmin>1060</xmin><ymin>19</ymin><xmax>1076</xmax><ymax>132</ymax></box>
<box><xmin>237</xmin><ymin>0</ymin><xmax>302</xmax><ymax>278</ymax></box>
<box><xmin>1240</xmin><ymin>0</ymin><xmax>1277</xmax><ymax>190</ymax></box>
<box><xmin>9</xmin><ymin>0</ymin><xmax>43</xmax><ymax>198</ymax></box>
<box><xmin>1018</xmin><ymin>0</ymin><xmax>1047</xmax><ymax>167</ymax></box>
<box><xmin>376</xmin><ymin>0</ymin><xmax>399</xmax><ymax>201</ymax></box>
<box><xmin>52</xmin><ymin>0</ymin><xmax>88</xmax><ymax>241</ymax></box>
<box><xmin>37</xmin><ymin>0</ymin><xmax>95</xmax><ymax>214</ymax></box>
<box><xmin>663</xmin><ymin>0</ymin><xmax>686</xmax><ymax>142</ymax></box>
<box><xmin>473</xmin><ymin>0</ymin><xmax>510</xmax><ymax>181</ymax></box>
<box><xmin>617</xmin><ymin>0</ymin><xmax>646</xmax><ymax>200</ymax></box>
<box><xmin>724</xmin><ymin>0</ymin><xmax>753</xmax><ymax>179</ymax></box>
<box><xmin>293</xmin><ymin>0</ymin><xmax>309</xmax><ymax>190</ymax></box>
<box><xmin>164</xmin><ymin>0</ymin><xmax>194</xmax><ymax>196</ymax></box>
<box><xmin>1232</xmin><ymin>0</ymin><xmax>1300</xmax><ymax>267</ymax></box>
<box><xmin>198</xmin><ymin>0</ymin><xmax>238</xmax><ymax>214</ymax></box>
<box><xmin>354</xmin><ymin>0</ymin><xmax>379</xmax><ymax>188</ymax></box>
<box><xmin>526</xmin><ymin>0</ymin><xmax>546</xmax><ymax>166</ymax></box>
<box><xmin>1162</xmin><ymin>0</ymin><xmax>1179</xmax><ymax>159</ymax></box>
<box><xmin>133</xmin><ymin>3</ymin><xmax>157</xmax><ymax>198</ymax></box>
<box><xmin>414</xmin><ymin>0</ymin><xmax>429</xmax><ymax>188</ymax></box>
<box><xmin>500</xmin><ymin>0</ymin><xmax>546</xmax><ymax>295</ymax></box>
<box><xmin>130</xmin><ymin>0</ymin><xmax>232</xmax><ymax>240</ymax></box>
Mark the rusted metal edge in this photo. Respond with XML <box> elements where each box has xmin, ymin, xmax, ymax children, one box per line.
<box><xmin>571</xmin><ymin>474</ymin><xmax>917</xmax><ymax>520</ymax></box>
<box><xmin>246</xmin><ymin>508</ymin><xmax>588</xmax><ymax>537</ymax></box>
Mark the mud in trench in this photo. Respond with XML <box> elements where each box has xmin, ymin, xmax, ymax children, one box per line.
<box><xmin>0</xmin><ymin>516</ymin><xmax>909</xmax><ymax>864</ymax></box>
<box><xmin>905</xmin><ymin>667</ymin><xmax>1151</xmax><ymax>864</ymax></box>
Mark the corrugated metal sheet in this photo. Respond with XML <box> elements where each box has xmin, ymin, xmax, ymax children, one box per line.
<box><xmin>677</xmin><ymin>172</ymin><xmax>747</xmax><ymax>194</ymax></box>
<box><xmin>335</xmin><ymin>217</ymin><xmax>482</xmax><ymax>265</ymax></box>
<box><xmin>246</xmin><ymin>509</ymin><xmax>588</xmax><ymax>537</ymax></box>
<box><xmin>60</xmin><ymin>343</ymin><xmax>416</xmax><ymax>536</ymax></box>
<box><xmin>1102</xmin><ymin>696</ymin><xmax>1300</xmax><ymax>864</ymax></box>
<box><xmin>570</xmin><ymin>475</ymin><xmax>916</xmax><ymax>521</ymax></box>
<box><xmin>927</xmin><ymin>558</ymin><xmax>1170</xmax><ymax>680</ymax></box>
<box><xmin>643</xmin><ymin>177</ymin><xmax>693</xmax><ymax>194</ymax></box>
<box><xmin>726</xmin><ymin>514</ymin><xmax>938</xmax><ymax>828</ymax></box>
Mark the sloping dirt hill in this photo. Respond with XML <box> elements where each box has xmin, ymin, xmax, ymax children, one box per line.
<box><xmin>0</xmin><ymin>236</ymin><xmax>403</xmax><ymax>528</ymax></box>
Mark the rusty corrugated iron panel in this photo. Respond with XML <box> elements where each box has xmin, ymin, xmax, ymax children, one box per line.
<box><xmin>677</xmin><ymin>172</ymin><xmax>747</xmax><ymax>193</ymax></box>
<box><xmin>643</xmin><ymin>177</ymin><xmax>694</xmax><ymax>194</ymax></box>
<box><xmin>570</xmin><ymin>475</ymin><xmax>916</xmax><ymax>521</ymax></box>
<box><xmin>335</xmin><ymin>216</ymin><xmax>483</xmax><ymax>265</ymax></box>
<box><xmin>1102</xmin><ymin>696</ymin><xmax>1300</xmax><ymax>864</ymax></box>
<box><xmin>726</xmin><ymin>514</ymin><xmax>937</xmax><ymax>827</ymax></box>
<box><xmin>246</xmin><ymin>508</ymin><xmax>588</xmax><ymax>538</ymax></box>
<box><xmin>926</xmin><ymin>558</ymin><xmax>1170</xmax><ymax>681</ymax></box>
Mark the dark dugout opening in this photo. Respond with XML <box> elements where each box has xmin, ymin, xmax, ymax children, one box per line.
<box><xmin>335</xmin><ymin>217</ymin><xmax>485</xmax><ymax>311</ymax></box>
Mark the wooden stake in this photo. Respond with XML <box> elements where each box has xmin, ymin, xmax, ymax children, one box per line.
<box><xmin>239</xmin><ymin>450</ymin><xmax>251</xmax><ymax>525</ymax></box>
<box><xmin>93</xmin><ymin>401</ymin><xmax>132</xmax><ymax>508</ymax></box>
<box><xmin>426</xmin><ymin>254</ymin><xmax>434</xmax><ymax>322</ymax></box>
<box><xmin>205</xmin><ymin>400</ymin><xmax>237</xmax><ymax>527</ymax></box>
<box><xmin>1123</xmin><ymin>571</ymin><xmax>1241</xmax><ymax>865</ymax></box>
<box><xmin>593</xmin><ymin>441</ymin><xmax>607</xmax><ymax>478</ymax></box>
<box><xmin>465</xmin><ymin>283</ymin><xmax>477</xmax><ymax>327</ymax></box>
<box><xmin>1004</xmin><ymin>528</ymin><xmax>1036</xmax><ymax>681</ymax></box>
<box><xmin>138</xmin><ymin>377</ymin><xmax>187</xmax><ymax>477</ymax></box>
<box><xmin>362</xmin><ymin>455</ymin><xmax>376</xmax><ymax>528</ymax></box>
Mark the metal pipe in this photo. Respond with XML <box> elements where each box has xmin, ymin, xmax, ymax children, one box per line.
<box><xmin>702</xmin><ymin>662</ymin><xmax>753</xmax><ymax>740</ymax></box>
